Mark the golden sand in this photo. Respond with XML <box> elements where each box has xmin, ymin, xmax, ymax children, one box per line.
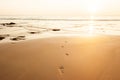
<box><xmin>0</xmin><ymin>36</ymin><xmax>120</xmax><ymax>80</ymax></box>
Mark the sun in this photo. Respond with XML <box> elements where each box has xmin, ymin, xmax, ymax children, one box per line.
<box><xmin>84</xmin><ymin>0</ymin><xmax>103</xmax><ymax>15</ymax></box>
<box><xmin>88</xmin><ymin>5</ymin><xmax>99</xmax><ymax>14</ymax></box>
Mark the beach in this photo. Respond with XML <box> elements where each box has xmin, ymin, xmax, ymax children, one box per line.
<box><xmin>0</xmin><ymin>36</ymin><xmax>120</xmax><ymax>80</ymax></box>
<box><xmin>0</xmin><ymin>0</ymin><xmax>120</xmax><ymax>79</ymax></box>
<box><xmin>0</xmin><ymin>16</ymin><xmax>120</xmax><ymax>80</ymax></box>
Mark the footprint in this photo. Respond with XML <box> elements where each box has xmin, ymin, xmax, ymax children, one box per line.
<box><xmin>65</xmin><ymin>53</ymin><xmax>69</xmax><ymax>56</ymax></box>
<box><xmin>61</xmin><ymin>45</ymin><xmax>64</xmax><ymax>48</ymax></box>
<box><xmin>57</xmin><ymin>65</ymin><xmax>64</xmax><ymax>80</ymax></box>
<box><xmin>58</xmin><ymin>65</ymin><xmax>64</xmax><ymax>74</ymax></box>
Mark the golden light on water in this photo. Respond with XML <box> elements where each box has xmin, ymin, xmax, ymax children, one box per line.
<box><xmin>85</xmin><ymin>16</ymin><xmax>97</xmax><ymax>37</ymax></box>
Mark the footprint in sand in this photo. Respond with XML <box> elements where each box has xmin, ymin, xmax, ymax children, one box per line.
<box><xmin>61</xmin><ymin>45</ymin><xmax>64</xmax><ymax>48</ymax></box>
<box><xmin>60</xmin><ymin>41</ymin><xmax>70</xmax><ymax>56</ymax></box>
<box><xmin>57</xmin><ymin>65</ymin><xmax>64</xmax><ymax>80</ymax></box>
<box><xmin>58</xmin><ymin>65</ymin><xmax>64</xmax><ymax>74</ymax></box>
<box><xmin>61</xmin><ymin>41</ymin><xmax>68</xmax><ymax>48</ymax></box>
<box><xmin>65</xmin><ymin>53</ymin><xmax>69</xmax><ymax>56</ymax></box>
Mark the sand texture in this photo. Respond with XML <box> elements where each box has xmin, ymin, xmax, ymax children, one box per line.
<box><xmin>0</xmin><ymin>36</ymin><xmax>120</xmax><ymax>80</ymax></box>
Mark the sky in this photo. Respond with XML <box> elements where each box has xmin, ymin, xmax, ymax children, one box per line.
<box><xmin>0</xmin><ymin>0</ymin><xmax>120</xmax><ymax>16</ymax></box>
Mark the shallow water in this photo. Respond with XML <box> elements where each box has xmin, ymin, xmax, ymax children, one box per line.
<box><xmin>0</xmin><ymin>16</ymin><xmax>120</xmax><ymax>42</ymax></box>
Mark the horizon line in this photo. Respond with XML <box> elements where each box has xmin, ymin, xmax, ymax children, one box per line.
<box><xmin>0</xmin><ymin>18</ymin><xmax>120</xmax><ymax>21</ymax></box>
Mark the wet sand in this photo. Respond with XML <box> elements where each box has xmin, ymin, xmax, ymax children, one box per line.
<box><xmin>0</xmin><ymin>36</ymin><xmax>120</xmax><ymax>80</ymax></box>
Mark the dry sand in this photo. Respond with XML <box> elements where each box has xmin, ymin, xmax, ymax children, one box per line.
<box><xmin>0</xmin><ymin>35</ymin><xmax>120</xmax><ymax>80</ymax></box>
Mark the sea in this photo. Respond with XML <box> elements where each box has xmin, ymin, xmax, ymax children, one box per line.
<box><xmin>0</xmin><ymin>16</ymin><xmax>120</xmax><ymax>42</ymax></box>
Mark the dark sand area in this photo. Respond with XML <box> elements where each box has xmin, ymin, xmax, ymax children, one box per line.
<box><xmin>0</xmin><ymin>36</ymin><xmax>120</xmax><ymax>80</ymax></box>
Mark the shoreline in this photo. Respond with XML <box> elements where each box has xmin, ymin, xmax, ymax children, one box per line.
<box><xmin>1</xmin><ymin>34</ymin><xmax>120</xmax><ymax>44</ymax></box>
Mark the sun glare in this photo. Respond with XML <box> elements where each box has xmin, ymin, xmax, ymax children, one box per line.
<box><xmin>83</xmin><ymin>0</ymin><xmax>103</xmax><ymax>15</ymax></box>
<box><xmin>88</xmin><ymin>5</ymin><xmax>98</xmax><ymax>14</ymax></box>
<box><xmin>86</xmin><ymin>17</ymin><xmax>97</xmax><ymax>37</ymax></box>
<box><xmin>0</xmin><ymin>0</ymin><xmax>105</xmax><ymax>16</ymax></box>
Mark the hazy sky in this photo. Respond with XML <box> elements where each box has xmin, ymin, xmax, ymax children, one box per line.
<box><xmin>0</xmin><ymin>0</ymin><xmax>120</xmax><ymax>16</ymax></box>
